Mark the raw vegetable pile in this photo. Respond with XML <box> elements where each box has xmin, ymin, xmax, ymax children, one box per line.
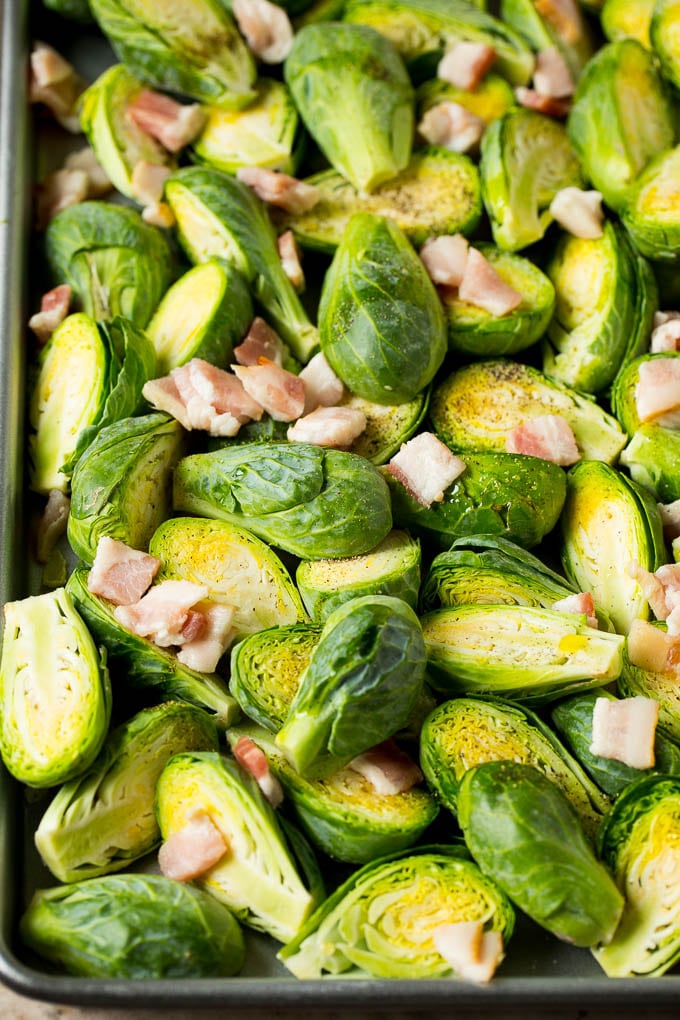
<box><xmin>10</xmin><ymin>0</ymin><xmax>680</xmax><ymax>985</ymax></box>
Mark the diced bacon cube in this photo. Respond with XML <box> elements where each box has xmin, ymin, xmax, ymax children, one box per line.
<box><xmin>29</xmin><ymin>42</ymin><xmax>84</xmax><ymax>128</ymax></box>
<box><xmin>626</xmin><ymin>560</ymin><xmax>680</xmax><ymax>621</ymax></box>
<box><xmin>28</xmin><ymin>285</ymin><xmax>72</xmax><ymax>345</ymax></box>
<box><xmin>232</xmin><ymin>360</ymin><xmax>305</xmax><ymax>422</ymax></box>
<box><xmin>458</xmin><ymin>247</ymin><xmax>523</xmax><ymax>316</ymax></box>
<box><xmin>233</xmin><ymin>0</ymin><xmax>294</xmax><ymax>63</ymax></box>
<box><xmin>34</xmin><ymin>168</ymin><xmax>89</xmax><ymax>230</ymax></box>
<box><xmin>35</xmin><ymin>489</ymin><xmax>70</xmax><ymax>564</ymax></box>
<box><xmin>552</xmin><ymin>592</ymin><xmax>598</xmax><ymax>628</ymax></box>
<box><xmin>651</xmin><ymin>319</ymin><xmax>680</xmax><ymax>353</ymax></box>
<box><xmin>158</xmin><ymin>812</ymin><xmax>228</xmax><ymax>882</ymax></box>
<box><xmin>417</xmin><ymin>102</ymin><xmax>485</xmax><ymax>154</ymax></box>
<box><xmin>549</xmin><ymin>188</ymin><xmax>604</xmax><ymax>240</ymax></box>
<box><xmin>87</xmin><ymin>537</ymin><xmax>161</xmax><ymax>606</ymax></box>
<box><xmin>236</xmin><ymin>166</ymin><xmax>319</xmax><ymax>213</ymax></box>
<box><xmin>505</xmin><ymin>414</ymin><xmax>580</xmax><ymax>466</ymax></box>
<box><xmin>420</xmin><ymin>234</ymin><xmax>469</xmax><ymax>288</ymax></box>
<box><xmin>299</xmin><ymin>352</ymin><xmax>345</xmax><ymax>413</ymax></box>
<box><xmin>143</xmin><ymin>376</ymin><xmax>193</xmax><ymax>430</ymax></box>
<box><xmin>131</xmin><ymin>161</ymin><xmax>172</xmax><ymax>206</ymax></box>
<box><xmin>658</xmin><ymin>499</ymin><xmax>680</xmax><ymax>541</ymax></box>
<box><xmin>635</xmin><ymin>358</ymin><xmax>680</xmax><ymax>428</ymax></box>
<box><xmin>387</xmin><ymin>432</ymin><xmax>466</xmax><ymax>508</ymax></box>
<box><xmin>590</xmin><ymin>696</ymin><xmax>659</xmax><ymax>770</ymax></box>
<box><xmin>287</xmin><ymin>406</ymin><xmax>367</xmax><ymax>447</ymax></box>
<box><xmin>63</xmin><ymin>147</ymin><xmax>112</xmax><ymax>198</ymax></box>
<box><xmin>233</xmin><ymin>736</ymin><xmax>284</xmax><ymax>807</ymax></box>
<box><xmin>278</xmin><ymin>230</ymin><xmax>305</xmax><ymax>292</ymax></box>
<box><xmin>233</xmin><ymin>317</ymin><xmax>285</xmax><ymax>367</ymax></box>
<box><xmin>176</xmin><ymin>602</ymin><xmax>235</xmax><ymax>674</ymax></box>
<box><xmin>437</xmin><ymin>42</ymin><xmax>496</xmax><ymax>91</ymax></box>
<box><xmin>533</xmin><ymin>46</ymin><xmax>574</xmax><ymax>98</ymax></box>
<box><xmin>627</xmin><ymin>618</ymin><xmax>680</xmax><ymax>677</ymax></box>
<box><xmin>141</xmin><ymin>201</ymin><xmax>176</xmax><ymax>229</ymax></box>
<box><xmin>128</xmin><ymin>90</ymin><xmax>207</xmax><ymax>153</ymax></box>
<box><xmin>515</xmin><ymin>87</ymin><xmax>571</xmax><ymax>118</ymax></box>
<box><xmin>113</xmin><ymin>579</ymin><xmax>210</xmax><ymax>647</ymax></box>
<box><xmin>433</xmin><ymin>921</ymin><xmax>504</xmax><ymax>984</ymax></box>
<box><xmin>347</xmin><ymin>740</ymin><xmax>423</xmax><ymax>795</ymax></box>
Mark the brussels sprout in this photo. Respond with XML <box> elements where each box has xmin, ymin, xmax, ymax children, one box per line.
<box><xmin>611</xmin><ymin>352</ymin><xmax>680</xmax><ymax>437</ymax></box>
<box><xmin>422</xmin><ymin>604</ymin><xmax>624</xmax><ymax>703</ymax></box>
<box><xmin>458</xmin><ymin>761</ymin><xmax>624</xmax><ymax>947</ymax></box>
<box><xmin>173</xmin><ymin>442</ymin><xmax>393</xmax><ymax>560</ymax></box>
<box><xmin>43</xmin><ymin>0</ymin><xmax>93</xmax><ymax>21</ymax></box>
<box><xmin>164</xmin><ymin>166</ymin><xmax>318</xmax><ymax>362</ymax></box>
<box><xmin>567</xmin><ymin>40</ymin><xmax>675</xmax><ymax>213</ymax></box>
<box><xmin>279</xmin><ymin>845</ymin><xmax>515</xmax><ymax>979</ymax></box>
<box><xmin>619</xmin><ymin>629</ymin><xmax>680</xmax><ymax>744</ymax></box>
<box><xmin>296</xmin><ymin>530</ymin><xmax>421</xmax><ymax>622</ymax></box>
<box><xmin>593</xmin><ymin>775</ymin><xmax>680</xmax><ymax>976</ymax></box>
<box><xmin>67</xmin><ymin>413</ymin><xmax>185</xmax><ymax>565</ymax></box>
<box><xmin>440</xmin><ymin>245</ymin><xmax>555</xmax><ymax>358</ymax></box>
<box><xmin>45</xmin><ymin>201</ymin><xmax>175</xmax><ymax>328</ymax></box>
<box><xmin>35</xmin><ymin>702</ymin><xmax>219</xmax><ymax>883</ymax></box>
<box><xmin>275</xmin><ymin>595</ymin><xmax>426</xmax><ymax>777</ymax></box>
<box><xmin>480</xmin><ymin>109</ymin><xmax>584</xmax><ymax>251</ymax></box>
<box><xmin>319</xmin><ymin>213</ymin><xmax>447</xmax><ymax>404</ymax></box>
<box><xmin>420</xmin><ymin>696</ymin><xmax>608</xmax><ymax>837</ymax></box>
<box><xmin>651</xmin><ymin>0</ymin><xmax>680</xmax><ymax>90</ymax></box>
<box><xmin>20</xmin><ymin>874</ymin><xmax>245</xmax><ymax>978</ymax></box>
<box><xmin>343</xmin><ymin>389</ymin><xmax>429</xmax><ymax>464</ymax></box>
<box><xmin>387</xmin><ymin>450</ymin><xmax>567</xmax><ymax>551</ymax></box>
<box><xmin>89</xmin><ymin>0</ymin><xmax>256</xmax><ymax>108</ymax></box>
<box><xmin>621</xmin><ymin>145</ymin><xmax>680</xmax><ymax>263</ymax></box>
<box><xmin>144</xmin><ymin>260</ymin><xmax>252</xmax><ymax>375</ymax></box>
<box><xmin>156</xmin><ymin>751</ymin><xmax>319</xmax><ymax>941</ymax></box>
<box><xmin>551</xmin><ymin>689</ymin><xmax>680</xmax><ymax>799</ymax></box>
<box><xmin>416</xmin><ymin>75</ymin><xmax>515</xmax><ymax>128</ymax></box>
<box><xmin>602</xmin><ymin>0</ymin><xmax>654</xmax><ymax>45</ymax></box>
<box><xmin>560</xmin><ymin>461</ymin><xmax>666</xmax><ymax>635</ymax></box>
<box><xmin>500</xmin><ymin>0</ymin><xmax>594</xmax><ymax>78</ymax></box>
<box><xmin>149</xmin><ymin>516</ymin><xmax>307</xmax><ymax>639</ymax></box>
<box><xmin>273</xmin><ymin>147</ymin><xmax>482</xmax><ymax>253</ymax></box>
<box><xmin>284</xmin><ymin>23</ymin><xmax>414</xmax><ymax>193</ymax></box>
<box><xmin>191</xmin><ymin>79</ymin><xmax>302</xmax><ymax>175</ymax></box>
<box><xmin>620</xmin><ymin>424</ymin><xmax>680</xmax><ymax>504</ymax></box>
<box><xmin>430</xmin><ymin>360</ymin><xmax>627</xmax><ymax>464</ymax></box>
<box><xmin>0</xmin><ymin>589</ymin><xmax>111</xmax><ymax>788</ymax></box>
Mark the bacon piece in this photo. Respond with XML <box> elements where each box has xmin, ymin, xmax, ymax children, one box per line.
<box><xmin>654</xmin><ymin>310</ymin><xmax>680</xmax><ymax>329</ymax></box>
<box><xmin>158</xmin><ymin>812</ymin><xmax>228</xmax><ymax>882</ymax></box>
<box><xmin>29</xmin><ymin>42</ymin><xmax>84</xmax><ymax>130</ymax></box>
<box><xmin>437</xmin><ymin>42</ymin><xmax>496</xmax><ymax>91</ymax></box>
<box><xmin>590</xmin><ymin>696</ymin><xmax>659</xmax><ymax>770</ymax></box>
<box><xmin>433</xmin><ymin>922</ymin><xmax>504</xmax><ymax>984</ymax></box>
<box><xmin>177</xmin><ymin>602</ymin><xmax>235</xmax><ymax>673</ymax></box>
<box><xmin>142</xmin><ymin>201</ymin><xmax>176</xmax><ymax>229</ymax></box>
<box><xmin>128</xmin><ymin>90</ymin><xmax>206</xmax><ymax>153</ymax></box>
<box><xmin>233</xmin><ymin>0</ymin><xmax>294</xmax><ymax>63</ymax></box>
<box><xmin>35</xmin><ymin>489</ymin><xmax>70</xmax><ymax>564</ymax></box>
<box><xmin>233</xmin><ymin>736</ymin><xmax>284</xmax><ymax>808</ymax></box>
<box><xmin>658</xmin><ymin>499</ymin><xmax>680</xmax><ymax>541</ymax></box>
<box><xmin>236</xmin><ymin>167</ymin><xmax>319</xmax><ymax>213</ymax></box>
<box><xmin>515</xmin><ymin>87</ymin><xmax>571</xmax><ymax>118</ymax></box>
<box><xmin>651</xmin><ymin>318</ymin><xmax>680</xmax><ymax>353</ymax></box>
<box><xmin>143</xmin><ymin>376</ymin><xmax>194</xmax><ymax>430</ymax></box>
<box><xmin>131</xmin><ymin>161</ymin><xmax>172</xmax><ymax>206</ymax></box>
<box><xmin>505</xmin><ymin>414</ymin><xmax>580</xmax><ymax>466</ymax></box>
<box><xmin>627</xmin><ymin>561</ymin><xmax>680</xmax><ymax>623</ymax></box>
<box><xmin>63</xmin><ymin>147</ymin><xmax>112</xmax><ymax>198</ymax></box>
<box><xmin>233</xmin><ymin>317</ymin><xmax>284</xmax><ymax>367</ymax></box>
<box><xmin>287</xmin><ymin>406</ymin><xmax>367</xmax><ymax>448</ymax></box>
<box><xmin>232</xmin><ymin>360</ymin><xmax>305</xmax><ymax>422</ymax></box>
<box><xmin>420</xmin><ymin>234</ymin><xmax>469</xmax><ymax>288</ymax></box>
<box><xmin>114</xmin><ymin>579</ymin><xmax>210</xmax><ymax>647</ymax></box>
<box><xmin>417</xmin><ymin>102</ymin><xmax>485</xmax><ymax>154</ymax></box>
<box><xmin>35</xmin><ymin>168</ymin><xmax>89</xmax><ymax>230</ymax></box>
<box><xmin>552</xmin><ymin>592</ymin><xmax>598</xmax><ymax>628</ymax></box>
<box><xmin>28</xmin><ymin>285</ymin><xmax>72</xmax><ymax>345</ymax></box>
<box><xmin>635</xmin><ymin>358</ymin><xmax>680</xmax><ymax>428</ymax></box>
<box><xmin>458</xmin><ymin>247</ymin><xmax>523</xmax><ymax>316</ymax></box>
<box><xmin>550</xmin><ymin>187</ymin><xmax>604</xmax><ymax>239</ymax></box>
<box><xmin>88</xmin><ymin>537</ymin><xmax>161</xmax><ymax>606</ymax></box>
<box><xmin>533</xmin><ymin>46</ymin><xmax>574</xmax><ymax>98</ymax></box>
<box><xmin>347</xmin><ymin>740</ymin><xmax>423</xmax><ymax>795</ymax></box>
<box><xmin>299</xmin><ymin>352</ymin><xmax>345</xmax><ymax>413</ymax></box>
<box><xmin>387</xmin><ymin>432</ymin><xmax>466</xmax><ymax>508</ymax></box>
<box><xmin>627</xmin><ymin>618</ymin><xmax>680</xmax><ymax>676</ymax></box>
<box><xmin>144</xmin><ymin>359</ymin><xmax>263</xmax><ymax>436</ymax></box>
<box><xmin>278</xmin><ymin>230</ymin><xmax>305</xmax><ymax>292</ymax></box>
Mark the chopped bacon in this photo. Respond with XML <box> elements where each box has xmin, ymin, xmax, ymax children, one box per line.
<box><xmin>278</xmin><ymin>230</ymin><xmax>305</xmax><ymax>292</ymax></box>
<box><xmin>658</xmin><ymin>499</ymin><xmax>680</xmax><ymax>541</ymax></box>
<box><xmin>420</xmin><ymin>234</ymin><xmax>469</xmax><ymax>288</ymax></box>
<box><xmin>35</xmin><ymin>489</ymin><xmax>70</xmax><ymax>564</ymax></box>
<box><xmin>627</xmin><ymin>561</ymin><xmax>680</xmax><ymax>624</ymax></box>
<box><xmin>143</xmin><ymin>376</ymin><xmax>194</xmax><ymax>431</ymax></box>
<box><xmin>233</xmin><ymin>0</ymin><xmax>294</xmax><ymax>63</ymax></box>
<box><xmin>180</xmin><ymin>610</ymin><xmax>208</xmax><ymax>644</ymax></box>
<box><xmin>515</xmin><ymin>87</ymin><xmax>571</xmax><ymax>118</ymax></box>
<box><xmin>505</xmin><ymin>414</ymin><xmax>580</xmax><ymax>466</ymax></box>
<box><xmin>347</xmin><ymin>740</ymin><xmax>423</xmax><ymax>795</ymax></box>
<box><xmin>87</xmin><ymin>537</ymin><xmax>161</xmax><ymax>606</ymax></box>
<box><xmin>232</xmin><ymin>360</ymin><xmax>305</xmax><ymax>422</ymax></box>
<box><xmin>549</xmin><ymin>187</ymin><xmax>604</xmax><ymax>239</ymax></box>
<box><xmin>158</xmin><ymin>812</ymin><xmax>228</xmax><ymax>882</ymax></box>
<box><xmin>433</xmin><ymin>922</ymin><xmax>504</xmax><ymax>984</ymax></box>
<box><xmin>387</xmin><ymin>432</ymin><xmax>466</xmax><ymax>508</ymax></box>
<box><xmin>113</xmin><ymin>579</ymin><xmax>210</xmax><ymax>647</ymax></box>
<box><xmin>34</xmin><ymin>168</ymin><xmax>89</xmax><ymax>230</ymax></box>
<box><xmin>143</xmin><ymin>359</ymin><xmax>264</xmax><ymax>436</ymax></box>
<box><xmin>627</xmin><ymin>618</ymin><xmax>680</xmax><ymax>677</ymax></box>
<box><xmin>417</xmin><ymin>102</ymin><xmax>485</xmax><ymax>154</ymax></box>
<box><xmin>552</xmin><ymin>592</ymin><xmax>598</xmax><ymax>628</ymax></box>
<box><xmin>28</xmin><ymin>285</ymin><xmax>72</xmax><ymax>345</ymax></box>
<box><xmin>299</xmin><ymin>352</ymin><xmax>345</xmax><ymax>413</ymax></box>
<box><xmin>654</xmin><ymin>311</ymin><xmax>680</xmax><ymax>329</ymax></box>
<box><xmin>287</xmin><ymin>405</ymin><xmax>367</xmax><ymax>448</ymax></box>
<box><xmin>142</xmin><ymin>201</ymin><xmax>176</xmax><ymax>229</ymax></box>
<box><xmin>233</xmin><ymin>317</ymin><xmax>284</xmax><ymax>367</ymax></box>
<box><xmin>437</xmin><ymin>42</ymin><xmax>496</xmax><ymax>91</ymax></box>
<box><xmin>458</xmin><ymin>247</ymin><xmax>523</xmax><ymax>316</ymax></box>
<box><xmin>590</xmin><ymin>696</ymin><xmax>659</xmax><ymax>770</ymax></box>
<box><xmin>535</xmin><ymin>0</ymin><xmax>583</xmax><ymax>43</ymax></box>
<box><xmin>128</xmin><ymin>90</ymin><xmax>206</xmax><ymax>153</ymax></box>
<box><xmin>233</xmin><ymin>736</ymin><xmax>283</xmax><ymax>808</ymax></box>
<box><xmin>63</xmin><ymin>147</ymin><xmax>112</xmax><ymax>198</ymax></box>
<box><xmin>533</xmin><ymin>46</ymin><xmax>574</xmax><ymax>98</ymax></box>
<box><xmin>635</xmin><ymin>358</ymin><xmax>680</xmax><ymax>428</ymax></box>
<box><xmin>131</xmin><ymin>161</ymin><xmax>171</xmax><ymax>206</ymax></box>
<box><xmin>651</xmin><ymin>318</ymin><xmax>680</xmax><ymax>353</ymax></box>
<box><xmin>177</xmin><ymin>602</ymin><xmax>235</xmax><ymax>673</ymax></box>
<box><xmin>236</xmin><ymin>167</ymin><xmax>319</xmax><ymax>213</ymax></box>
<box><xmin>29</xmin><ymin>42</ymin><xmax>84</xmax><ymax>130</ymax></box>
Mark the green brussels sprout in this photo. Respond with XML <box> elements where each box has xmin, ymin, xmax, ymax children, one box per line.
<box><xmin>45</xmin><ymin>201</ymin><xmax>175</xmax><ymax>328</ymax></box>
<box><xmin>420</xmin><ymin>696</ymin><xmax>608</xmax><ymax>838</ymax></box>
<box><xmin>422</xmin><ymin>604</ymin><xmax>624</xmax><ymax>703</ymax></box>
<box><xmin>294</xmin><ymin>0</ymin><xmax>347</xmax><ymax>24</ymax></box>
<box><xmin>156</xmin><ymin>750</ymin><xmax>320</xmax><ymax>941</ymax></box>
<box><xmin>89</xmin><ymin>0</ymin><xmax>256</xmax><ymax>108</ymax></box>
<box><xmin>20</xmin><ymin>874</ymin><xmax>245</xmax><ymax>978</ymax></box>
<box><xmin>164</xmin><ymin>166</ymin><xmax>318</xmax><ymax>362</ymax></box>
<box><xmin>601</xmin><ymin>0</ymin><xmax>654</xmax><ymax>45</ymax></box>
<box><xmin>272</xmin><ymin>147</ymin><xmax>482</xmax><ymax>253</ymax></box>
<box><xmin>43</xmin><ymin>0</ymin><xmax>93</xmax><ymax>21</ymax></box>
<box><xmin>430</xmin><ymin>360</ymin><xmax>627</xmax><ymax>464</ymax></box>
<box><xmin>145</xmin><ymin>259</ymin><xmax>252</xmax><ymax>374</ymax></box>
<box><xmin>621</xmin><ymin>145</ymin><xmax>680</xmax><ymax>263</ymax></box>
<box><xmin>342</xmin><ymin>389</ymin><xmax>429</xmax><ymax>464</ymax></box>
<box><xmin>500</xmin><ymin>0</ymin><xmax>594</xmax><ymax>78</ymax></box>
<box><xmin>611</xmin><ymin>352</ymin><xmax>680</xmax><ymax>437</ymax></box>
<box><xmin>416</xmin><ymin>75</ymin><xmax>515</xmax><ymax>128</ymax></box>
<box><xmin>319</xmin><ymin>213</ymin><xmax>447</xmax><ymax>404</ymax></box>
<box><xmin>65</xmin><ymin>567</ymin><xmax>239</xmax><ymax>725</ymax></box>
<box><xmin>173</xmin><ymin>441</ymin><xmax>393</xmax><ymax>560</ymax></box>
<box><xmin>560</xmin><ymin>461</ymin><xmax>666</xmax><ymax>635</ymax></box>
<box><xmin>191</xmin><ymin>79</ymin><xmax>302</xmax><ymax>175</ymax></box>
<box><xmin>296</xmin><ymin>530</ymin><xmax>421</xmax><ymax>622</ymax></box>
<box><xmin>67</xmin><ymin>412</ymin><xmax>185</xmax><ymax>565</ymax></box>
<box><xmin>651</xmin><ymin>0</ymin><xmax>680</xmax><ymax>90</ymax></box>
<box><xmin>440</xmin><ymin>245</ymin><xmax>555</xmax><ymax>358</ymax></box>
<box><xmin>275</xmin><ymin>595</ymin><xmax>426</xmax><ymax>777</ymax></box>
<box><xmin>35</xmin><ymin>702</ymin><xmax>219</xmax><ymax>883</ymax></box>
<box><xmin>227</xmin><ymin>723</ymin><xmax>439</xmax><ymax>863</ymax></box>
<box><xmin>480</xmin><ymin>108</ymin><xmax>584</xmax><ymax>251</ymax></box>
<box><xmin>284</xmin><ymin>23</ymin><xmax>414</xmax><ymax>193</ymax></box>
<box><xmin>278</xmin><ymin>845</ymin><xmax>515</xmax><ymax>978</ymax></box>
<box><xmin>620</xmin><ymin>424</ymin><xmax>680</xmax><ymax>503</ymax></box>
<box><xmin>0</xmin><ymin>589</ymin><xmax>111</xmax><ymax>788</ymax></box>
<box><xmin>593</xmin><ymin>774</ymin><xmax>680</xmax><ymax>975</ymax></box>
<box><xmin>619</xmin><ymin>629</ymin><xmax>680</xmax><ymax>744</ymax></box>
<box><xmin>387</xmin><ymin>450</ymin><xmax>567</xmax><ymax>551</ymax></box>
<box><xmin>458</xmin><ymin>761</ymin><xmax>624</xmax><ymax>947</ymax></box>
<box><xmin>567</xmin><ymin>40</ymin><xmax>675</xmax><ymax>213</ymax></box>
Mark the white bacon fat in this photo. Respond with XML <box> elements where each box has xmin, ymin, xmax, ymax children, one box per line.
<box><xmin>29</xmin><ymin>285</ymin><xmax>72</xmax><ymax>345</ymax></box>
<box><xmin>233</xmin><ymin>317</ymin><xmax>285</xmax><ymax>367</ymax></box>
<box><xmin>232</xmin><ymin>360</ymin><xmax>305</xmax><ymax>422</ymax></box>
<box><xmin>515</xmin><ymin>86</ymin><xmax>571</xmax><ymax>118</ymax></box>
<box><xmin>627</xmin><ymin>618</ymin><xmax>680</xmax><ymax>678</ymax></box>
<box><xmin>417</xmin><ymin>102</ymin><xmax>485</xmax><ymax>154</ymax></box>
<box><xmin>552</xmin><ymin>592</ymin><xmax>598</xmax><ymax>628</ymax></box>
<box><xmin>233</xmin><ymin>0</ymin><xmax>294</xmax><ymax>63</ymax></box>
<box><xmin>88</xmin><ymin>537</ymin><xmax>161</xmax><ymax>606</ymax></box>
<box><xmin>533</xmin><ymin>46</ymin><xmax>574</xmax><ymax>98</ymax></box>
<box><xmin>420</xmin><ymin>234</ymin><xmax>469</xmax><ymax>288</ymax></box>
<box><xmin>143</xmin><ymin>358</ymin><xmax>264</xmax><ymax>436</ymax></box>
<box><xmin>634</xmin><ymin>358</ymin><xmax>680</xmax><ymax>429</ymax></box>
<box><xmin>298</xmin><ymin>352</ymin><xmax>345</xmax><ymax>413</ymax></box>
<box><xmin>433</xmin><ymin>921</ymin><xmax>504</xmax><ymax>984</ymax></box>
<box><xmin>237</xmin><ymin>167</ymin><xmax>319</xmax><ymax>213</ymax></box>
<box><xmin>347</xmin><ymin>740</ymin><xmax>423</xmax><ymax>795</ymax></box>
<box><xmin>437</xmin><ymin>42</ymin><xmax>496</xmax><ymax>91</ymax></box>
<box><xmin>232</xmin><ymin>736</ymin><xmax>284</xmax><ymax>808</ymax></box>
<box><xmin>29</xmin><ymin>41</ymin><xmax>83</xmax><ymax>130</ymax></box>
<box><xmin>650</xmin><ymin>318</ymin><xmax>680</xmax><ymax>353</ymax></box>
<box><xmin>113</xmin><ymin>579</ymin><xmax>210</xmax><ymax>647</ymax></box>
<box><xmin>36</xmin><ymin>489</ymin><xmax>70</xmax><ymax>564</ymax></box>
<box><xmin>387</xmin><ymin>432</ymin><xmax>466</xmax><ymax>508</ymax></box>
<box><xmin>176</xmin><ymin>602</ymin><xmax>235</xmax><ymax>674</ymax></box>
<box><xmin>287</xmin><ymin>406</ymin><xmax>367</xmax><ymax>448</ymax></box>
<box><xmin>158</xmin><ymin>812</ymin><xmax>228</xmax><ymax>882</ymax></box>
<box><xmin>590</xmin><ymin>696</ymin><xmax>659</xmax><ymax>770</ymax></box>
<box><xmin>549</xmin><ymin>188</ymin><xmax>604</xmax><ymax>239</ymax></box>
<box><xmin>128</xmin><ymin>90</ymin><xmax>207</xmax><ymax>153</ymax></box>
<box><xmin>505</xmin><ymin>414</ymin><xmax>580</xmax><ymax>466</ymax></box>
<box><xmin>458</xmin><ymin>247</ymin><xmax>523</xmax><ymax>316</ymax></box>
<box><xmin>278</xmin><ymin>230</ymin><xmax>305</xmax><ymax>292</ymax></box>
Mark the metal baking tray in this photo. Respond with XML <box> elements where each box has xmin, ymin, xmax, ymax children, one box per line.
<box><xmin>1</xmin><ymin>0</ymin><xmax>680</xmax><ymax>1007</ymax></box>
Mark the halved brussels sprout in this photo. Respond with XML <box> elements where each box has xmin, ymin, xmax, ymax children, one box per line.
<box><xmin>611</xmin><ymin>352</ymin><xmax>680</xmax><ymax>437</ymax></box>
<box><xmin>560</xmin><ymin>461</ymin><xmax>666</xmax><ymax>634</ymax></box>
<box><xmin>0</xmin><ymin>589</ymin><xmax>111</xmax><ymax>787</ymax></box>
<box><xmin>145</xmin><ymin>259</ymin><xmax>252</xmax><ymax>374</ymax></box>
<box><xmin>173</xmin><ymin>442</ymin><xmax>393</xmax><ymax>560</ymax></box>
<box><xmin>343</xmin><ymin>389</ymin><xmax>429</xmax><ymax>464</ymax></box>
<box><xmin>284</xmin><ymin>23</ymin><xmax>414</xmax><ymax>193</ymax></box>
<box><xmin>35</xmin><ymin>702</ymin><xmax>219</xmax><ymax>883</ymax></box>
<box><xmin>602</xmin><ymin>0</ymin><xmax>654</xmax><ymax>45</ymax></box>
<box><xmin>619</xmin><ymin>628</ymin><xmax>680</xmax><ymax>744</ymax></box>
<box><xmin>622</xmin><ymin>145</ymin><xmax>680</xmax><ymax>263</ymax></box>
<box><xmin>416</xmin><ymin>75</ymin><xmax>515</xmax><ymax>128</ymax></box>
<box><xmin>156</xmin><ymin>751</ymin><xmax>319</xmax><ymax>941</ymax></box>
<box><xmin>480</xmin><ymin>109</ymin><xmax>584</xmax><ymax>251</ymax></box>
<box><xmin>422</xmin><ymin>604</ymin><xmax>624</xmax><ymax>703</ymax></box>
<box><xmin>20</xmin><ymin>874</ymin><xmax>245</xmax><ymax>978</ymax></box>
<box><xmin>319</xmin><ymin>213</ymin><xmax>446</xmax><ymax>404</ymax></box>
<box><xmin>272</xmin><ymin>147</ymin><xmax>482</xmax><ymax>253</ymax></box>
<box><xmin>458</xmin><ymin>761</ymin><xmax>624</xmax><ymax>947</ymax></box>
<box><xmin>278</xmin><ymin>845</ymin><xmax>515</xmax><ymax>979</ymax></box>
<box><xmin>620</xmin><ymin>425</ymin><xmax>680</xmax><ymax>504</ymax></box>
<box><xmin>420</xmin><ymin>696</ymin><xmax>608</xmax><ymax>837</ymax></box>
<box><xmin>500</xmin><ymin>0</ymin><xmax>594</xmax><ymax>78</ymax></box>
<box><xmin>430</xmin><ymin>360</ymin><xmax>627</xmax><ymax>463</ymax></box>
<box><xmin>275</xmin><ymin>595</ymin><xmax>426</xmax><ymax>777</ymax></box>
<box><xmin>651</xmin><ymin>0</ymin><xmax>680</xmax><ymax>90</ymax></box>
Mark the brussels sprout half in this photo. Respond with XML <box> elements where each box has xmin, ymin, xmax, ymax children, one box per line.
<box><xmin>619</xmin><ymin>630</ymin><xmax>680</xmax><ymax>744</ymax></box>
<box><xmin>652</xmin><ymin>0</ymin><xmax>680</xmax><ymax>90</ymax></box>
<box><xmin>343</xmin><ymin>389</ymin><xmax>429</xmax><ymax>464</ymax></box>
<box><xmin>602</xmin><ymin>0</ymin><xmax>654</xmax><ymax>46</ymax></box>
<box><xmin>611</xmin><ymin>351</ymin><xmax>680</xmax><ymax>437</ymax></box>
<box><xmin>500</xmin><ymin>0</ymin><xmax>594</xmax><ymax>78</ymax></box>
<box><xmin>622</xmin><ymin>145</ymin><xmax>680</xmax><ymax>263</ymax></box>
<box><xmin>416</xmin><ymin>75</ymin><xmax>515</xmax><ymax>128</ymax></box>
<box><xmin>620</xmin><ymin>425</ymin><xmax>680</xmax><ymax>504</ymax></box>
